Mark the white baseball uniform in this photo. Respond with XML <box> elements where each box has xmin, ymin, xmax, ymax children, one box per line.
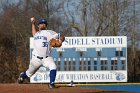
<box><xmin>26</xmin><ymin>30</ymin><xmax>58</xmax><ymax>77</ymax></box>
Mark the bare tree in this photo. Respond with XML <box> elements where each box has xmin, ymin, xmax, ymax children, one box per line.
<box><xmin>61</xmin><ymin>0</ymin><xmax>90</xmax><ymax>36</ymax></box>
<box><xmin>0</xmin><ymin>0</ymin><xmax>70</xmax><ymax>82</ymax></box>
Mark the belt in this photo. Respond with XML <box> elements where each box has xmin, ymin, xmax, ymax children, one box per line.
<box><xmin>37</xmin><ymin>56</ymin><xmax>48</xmax><ymax>59</ymax></box>
<box><xmin>33</xmin><ymin>55</ymin><xmax>48</xmax><ymax>60</ymax></box>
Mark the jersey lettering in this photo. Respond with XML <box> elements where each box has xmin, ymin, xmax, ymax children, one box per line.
<box><xmin>34</xmin><ymin>36</ymin><xmax>47</xmax><ymax>40</ymax></box>
<box><xmin>42</xmin><ymin>42</ymin><xmax>48</xmax><ymax>47</ymax></box>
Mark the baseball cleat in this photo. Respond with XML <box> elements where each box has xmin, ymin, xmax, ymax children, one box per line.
<box><xmin>48</xmin><ymin>83</ymin><xmax>56</xmax><ymax>89</ymax></box>
<box><xmin>17</xmin><ymin>73</ymin><xmax>24</xmax><ymax>84</ymax></box>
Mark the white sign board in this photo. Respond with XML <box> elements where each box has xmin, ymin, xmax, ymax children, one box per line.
<box><xmin>30</xmin><ymin>36</ymin><xmax>127</xmax><ymax>48</ymax></box>
<box><xmin>30</xmin><ymin>71</ymin><xmax>127</xmax><ymax>83</ymax></box>
<box><xmin>62</xmin><ymin>36</ymin><xmax>127</xmax><ymax>48</ymax></box>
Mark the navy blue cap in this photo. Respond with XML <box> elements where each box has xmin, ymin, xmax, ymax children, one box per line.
<box><xmin>37</xmin><ymin>19</ymin><xmax>47</xmax><ymax>25</ymax></box>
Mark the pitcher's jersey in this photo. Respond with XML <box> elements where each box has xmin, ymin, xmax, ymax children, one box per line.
<box><xmin>32</xmin><ymin>30</ymin><xmax>58</xmax><ymax>57</ymax></box>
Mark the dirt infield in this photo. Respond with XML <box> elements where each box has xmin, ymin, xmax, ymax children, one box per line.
<box><xmin>0</xmin><ymin>84</ymin><xmax>133</xmax><ymax>93</ymax></box>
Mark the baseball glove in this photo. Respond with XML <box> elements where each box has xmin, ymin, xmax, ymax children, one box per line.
<box><xmin>49</xmin><ymin>38</ymin><xmax>62</xmax><ymax>47</ymax></box>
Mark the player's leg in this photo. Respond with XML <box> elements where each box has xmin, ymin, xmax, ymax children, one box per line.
<box><xmin>18</xmin><ymin>57</ymin><xmax>42</xmax><ymax>83</ymax></box>
<box><xmin>43</xmin><ymin>57</ymin><xmax>57</xmax><ymax>89</ymax></box>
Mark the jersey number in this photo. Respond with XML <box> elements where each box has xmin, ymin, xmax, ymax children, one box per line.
<box><xmin>42</xmin><ymin>42</ymin><xmax>48</xmax><ymax>47</ymax></box>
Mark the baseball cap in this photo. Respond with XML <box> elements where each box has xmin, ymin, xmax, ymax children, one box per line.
<box><xmin>37</xmin><ymin>19</ymin><xmax>47</xmax><ymax>25</ymax></box>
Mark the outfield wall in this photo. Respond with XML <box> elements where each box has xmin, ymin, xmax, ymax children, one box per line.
<box><xmin>30</xmin><ymin>36</ymin><xmax>127</xmax><ymax>83</ymax></box>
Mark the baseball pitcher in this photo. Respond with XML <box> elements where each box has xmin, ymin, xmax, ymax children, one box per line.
<box><xmin>18</xmin><ymin>17</ymin><xmax>65</xmax><ymax>89</ymax></box>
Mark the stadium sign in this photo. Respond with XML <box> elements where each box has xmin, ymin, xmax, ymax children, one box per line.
<box><xmin>30</xmin><ymin>36</ymin><xmax>127</xmax><ymax>83</ymax></box>
<box><xmin>62</xmin><ymin>36</ymin><xmax>127</xmax><ymax>48</ymax></box>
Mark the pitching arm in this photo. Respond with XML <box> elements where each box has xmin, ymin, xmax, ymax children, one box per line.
<box><xmin>31</xmin><ymin>17</ymin><xmax>38</xmax><ymax>36</ymax></box>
